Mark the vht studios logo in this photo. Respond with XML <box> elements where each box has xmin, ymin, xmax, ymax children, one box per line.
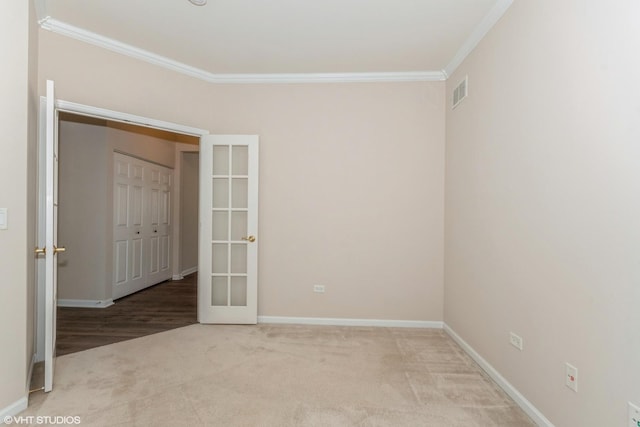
<box><xmin>3</xmin><ymin>415</ymin><xmax>81</xmax><ymax>425</ymax></box>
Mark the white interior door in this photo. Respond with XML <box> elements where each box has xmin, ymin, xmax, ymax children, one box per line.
<box><xmin>147</xmin><ymin>164</ymin><xmax>173</xmax><ymax>285</ymax></box>
<box><xmin>113</xmin><ymin>153</ymin><xmax>173</xmax><ymax>299</ymax></box>
<box><xmin>41</xmin><ymin>80</ymin><xmax>61</xmax><ymax>392</ymax></box>
<box><xmin>113</xmin><ymin>153</ymin><xmax>146</xmax><ymax>299</ymax></box>
<box><xmin>198</xmin><ymin>135</ymin><xmax>258</xmax><ymax>324</ymax></box>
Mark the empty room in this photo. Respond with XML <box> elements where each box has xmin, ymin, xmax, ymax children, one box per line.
<box><xmin>1</xmin><ymin>1</ymin><xmax>639</xmax><ymax>426</ymax></box>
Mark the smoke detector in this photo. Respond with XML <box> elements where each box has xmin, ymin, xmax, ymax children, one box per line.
<box><xmin>188</xmin><ymin>0</ymin><xmax>207</xmax><ymax>5</ymax></box>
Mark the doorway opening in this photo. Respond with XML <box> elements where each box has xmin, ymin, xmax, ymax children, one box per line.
<box><xmin>55</xmin><ymin>112</ymin><xmax>200</xmax><ymax>355</ymax></box>
<box><xmin>35</xmin><ymin>92</ymin><xmax>258</xmax><ymax>393</ymax></box>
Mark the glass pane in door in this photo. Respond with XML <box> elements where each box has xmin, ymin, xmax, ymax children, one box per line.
<box><xmin>212</xmin><ymin>211</ymin><xmax>228</xmax><ymax>240</ymax></box>
<box><xmin>212</xmin><ymin>244</ymin><xmax>228</xmax><ymax>274</ymax></box>
<box><xmin>231</xmin><ymin>178</ymin><xmax>248</xmax><ymax>209</ymax></box>
<box><xmin>230</xmin><ymin>244</ymin><xmax>247</xmax><ymax>274</ymax></box>
<box><xmin>232</xmin><ymin>146</ymin><xmax>248</xmax><ymax>175</ymax></box>
<box><xmin>230</xmin><ymin>276</ymin><xmax>247</xmax><ymax>306</ymax></box>
<box><xmin>213</xmin><ymin>146</ymin><xmax>229</xmax><ymax>175</ymax></box>
<box><xmin>212</xmin><ymin>276</ymin><xmax>228</xmax><ymax>306</ymax></box>
<box><xmin>230</xmin><ymin>211</ymin><xmax>247</xmax><ymax>241</ymax></box>
<box><xmin>212</xmin><ymin>178</ymin><xmax>229</xmax><ymax>209</ymax></box>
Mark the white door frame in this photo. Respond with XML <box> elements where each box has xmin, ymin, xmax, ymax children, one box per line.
<box><xmin>35</xmin><ymin>98</ymin><xmax>209</xmax><ymax>361</ymax></box>
<box><xmin>172</xmin><ymin>145</ymin><xmax>201</xmax><ymax>280</ymax></box>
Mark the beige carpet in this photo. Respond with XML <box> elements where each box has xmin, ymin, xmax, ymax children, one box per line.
<box><xmin>24</xmin><ymin>324</ymin><xmax>535</xmax><ymax>426</ymax></box>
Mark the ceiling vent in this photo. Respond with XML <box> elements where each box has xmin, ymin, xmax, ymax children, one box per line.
<box><xmin>452</xmin><ymin>76</ymin><xmax>468</xmax><ymax>109</ymax></box>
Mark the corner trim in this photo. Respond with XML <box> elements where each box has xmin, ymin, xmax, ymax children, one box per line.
<box><xmin>39</xmin><ymin>18</ymin><xmax>446</xmax><ymax>84</ymax></box>
<box><xmin>443</xmin><ymin>323</ymin><xmax>554</xmax><ymax>427</ymax></box>
<box><xmin>443</xmin><ymin>0</ymin><xmax>514</xmax><ymax>78</ymax></box>
<box><xmin>258</xmin><ymin>316</ymin><xmax>443</xmax><ymax>329</ymax></box>
<box><xmin>57</xmin><ymin>299</ymin><xmax>114</xmax><ymax>309</ymax></box>
<box><xmin>0</xmin><ymin>397</ymin><xmax>28</xmax><ymax>424</ymax></box>
<box><xmin>34</xmin><ymin>0</ymin><xmax>48</xmax><ymax>23</ymax></box>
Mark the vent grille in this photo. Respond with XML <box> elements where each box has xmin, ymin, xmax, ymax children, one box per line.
<box><xmin>453</xmin><ymin>76</ymin><xmax>468</xmax><ymax>109</ymax></box>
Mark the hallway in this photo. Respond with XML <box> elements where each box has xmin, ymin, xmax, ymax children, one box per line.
<box><xmin>56</xmin><ymin>274</ymin><xmax>197</xmax><ymax>356</ymax></box>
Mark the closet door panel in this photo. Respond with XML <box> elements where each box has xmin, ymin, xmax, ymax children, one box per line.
<box><xmin>113</xmin><ymin>153</ymin><xmax>173</xmax><ymax>299</ymax></box>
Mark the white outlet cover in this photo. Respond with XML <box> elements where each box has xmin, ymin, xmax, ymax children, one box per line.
<box><xmin>629</xmin><ymin>401</ymin><xmax>640</xmax><ymax>427</ymax></box>
<box><xmin>509</xmin><ymin>332</ymin><xmax>523</xmax><ymax>350</ymax></box>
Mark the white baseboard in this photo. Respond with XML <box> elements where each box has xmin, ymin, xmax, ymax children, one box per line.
<box><xmin>173</xmin><ymin>267</ymin><xmax>197</xmax><ymax>281</ymax></box>
<box><xmin>258</xmin><ymin>316</ymin><xmax>443</xmax><ymax>329</ymax></box>
<box><xmin>443</xmin><ymin>324</ymin><xmax>554</xmax><ymax>427</ymax></box>
<box><xmin>181</xmin><ymin>266</ymin><xmax>198</xmax><ymax>277</ymax></box>
<box><xmin>0</xmin><ymin>396</ymin><xmax>28</xmax><ymax>424</ymax></box>
<box><xmin>57</xmin><ymin>299</ymin><xmax>114</xmax><ymax>308</ymax></box>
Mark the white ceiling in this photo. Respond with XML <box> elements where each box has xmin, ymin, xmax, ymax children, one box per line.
<box><xmin>38</xmin><ymin>0</ymin><xmax>512</xmax><ymax>81</ymax></box>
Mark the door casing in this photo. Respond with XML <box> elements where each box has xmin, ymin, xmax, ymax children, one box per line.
<box><xmin>35</xmin><ymin>98</ymin><xmax>209</xmax><ymax>362</ymax></box>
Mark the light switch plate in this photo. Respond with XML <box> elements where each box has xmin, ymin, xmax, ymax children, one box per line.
<box><xmin>0</xmin><ymin>208</ymin><xmax>7</xmax><ymax>230</ymax></box>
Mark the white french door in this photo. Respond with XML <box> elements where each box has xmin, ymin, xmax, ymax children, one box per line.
<box><xmin>198</xmin><ymin>135</ymin><xmax>258</xmax><ymax>324</ymax></box>
<box><xmin>38</xmin><ymin>80</ymin><xmax>61</xmax><ymax>392</ymax></box>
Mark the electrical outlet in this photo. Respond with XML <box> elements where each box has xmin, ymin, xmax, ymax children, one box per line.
<box><xmin>509</xmin><ymin>332</ymin><xmax>523</xmax><ymax>351</ymax></box>
<box><xmin>629</xmin><ymin>401</ymin><xmax>640</xmax><ymax>427</ymax></box>
<box><xmin>313</xmin><ymin>285</ymin><xmax>325</xmax><ymax>293</ymax></box>
<box><xmin>565</xmin><ymin>363</ymin><xmax>578</xmax><ymax>392</ymax></box>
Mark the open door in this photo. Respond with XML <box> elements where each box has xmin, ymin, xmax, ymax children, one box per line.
<box><xmin>36</xmin><ymin>80</ymin><xmax>63</xmax><ymax>392</ymax></box>
<box><xmin>198</xmin><ymin>135</ymin><xmax>258</xmax><ymax>324</ymax></box>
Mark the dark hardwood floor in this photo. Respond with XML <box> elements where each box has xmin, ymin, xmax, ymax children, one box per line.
<box><xmin>56</xmin><ymin>274</ymin><xmax>197</xmax><ymax>356</ymax></box>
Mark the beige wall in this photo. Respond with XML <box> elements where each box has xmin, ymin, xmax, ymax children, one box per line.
<box><xmin>180</xmin><ymin>152</ymin><xmax>199</xmax><ymax>274</ymax></box>
<box><xmin>57</xmin><ymin>120</ymin><xmax>110</xmax><ymax>301</ymax></box>
<box><xmin>39</xmin><ymin>29</ymin><xmax>446</xmax><ymax>321</ymax></box>
<box><xmin>444</xmin><ymin>1</ymin><xmax>640</xmax><ymax>425</ymax></box>
<box><xmin>26</xmin><ymin>0</ymin><xmax>39</xmax><ymax>391</ymax></box>
<box><xmin>0</xmin><ymin>0</ymin><xmax>37</xmax><ymax>413</ymax></box>
<box><xmin>57</xmin><ymin>118</ymin><xmax>180</xmax><ymax>301</ymax></box>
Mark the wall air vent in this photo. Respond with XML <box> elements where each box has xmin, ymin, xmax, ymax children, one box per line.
<box><xmin>452</xmin><ymin>76</ymin><xmax>468</xmax><ymax>109</ymax></box>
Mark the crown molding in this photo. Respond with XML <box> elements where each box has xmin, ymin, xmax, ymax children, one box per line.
<box><xmin>39</xmin><ymin>0</ymin><xmax>511</xmax><ymax>84</ymax></box>
<box><xmin>443</xmin><ymin>0</ymin><xmax>513</xmax><ymax>78</ymax></box>
<box><xmin>210</xmin><ymin>71</ymin><xmax>446</xmax><ymax>84</ymax></box>
<box><xmin>39</xmin><ymin>17</ymin><xmax>446</xmax><ymax>84</ymax></box>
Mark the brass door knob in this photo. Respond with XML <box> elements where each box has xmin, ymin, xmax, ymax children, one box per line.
<box><xmin>35</xmin><ymin>247</ymin><xmax>46</xmax><ymax>255</ymax></box>
<box><xmin>241</xmin><ymin>235</ymin><xmax>256</xmax><ymax>243</ymax></box>
<box><xmin>54</xmin><ymin>246</ymin><xmax>66</xmax><ymax>254</ymax></box>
